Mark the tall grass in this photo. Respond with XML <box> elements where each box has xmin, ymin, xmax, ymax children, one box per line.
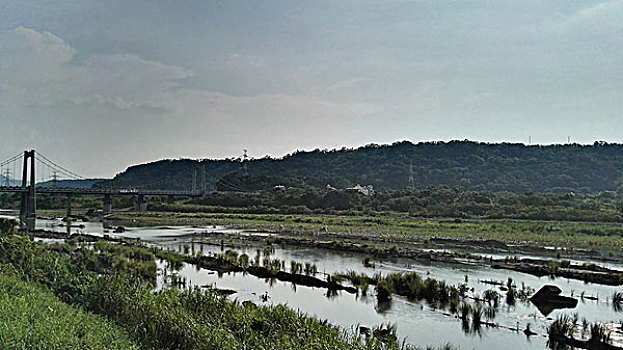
<box><xmin>0</xmin><ymin>272</ymin><xmax>138</xmax><ymax>349</ymax></box>
<box><xmin>85</xmin><ymin>275</ymin><xmax>422</xmax><ymax>350</ymax></box>
<box><xmin>0</xmin><ymin>219</ymin><xmax>458</xmax><ymax>350</ymax></box>
<box><xmin>589</xmin><ymin>323</ymin><xmax>611</xmax><ymax>344</ymax></box>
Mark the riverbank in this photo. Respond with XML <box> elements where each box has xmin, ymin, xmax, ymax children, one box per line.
<box><xmin>0</xmin><ymin>217</ymin><xmax>458</xmax><ymax>350</ymax></box>
<box><xmin>13</xmin><ymin>213</ymin><xmax>623</xmax><ymax>350</ymax></box>
<box><xmin>82</xmin><ymin>210</ymin><xmax>623</xmax><ymax>255</ymax></box>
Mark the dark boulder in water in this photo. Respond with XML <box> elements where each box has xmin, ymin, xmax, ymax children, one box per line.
<box><xmin>530</xmin><ymin>285</ymin><xmax>577</xmax><ymax>316</ymax></box>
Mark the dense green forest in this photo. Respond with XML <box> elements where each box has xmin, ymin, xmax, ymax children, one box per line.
<box><xmin>160</xmin><ymin>187</ymin><xmax>623</xmax><ymax>222</ymax></box>
<box><xmin>98</xmin><ymin>140</ymin><xmax>623</xmax><ymax>194</ymax></box>
<box><xmin>4</xmin><ymin>186</ymin><xmax>623</xmax><ymax>222</ymax></box>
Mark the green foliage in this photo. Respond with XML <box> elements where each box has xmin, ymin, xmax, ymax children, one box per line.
<box><xmin>459</xmin><ymin>302</ymin><xmax>471</xmax><ymax>322</ymax></box>
<box><xmin>471</xmin><ymin>305</ymin><xmax>483</xmax><ymax>326</ymax></box>
<box><xmin>0</xmin><ymin>232</ymin><xmax>463</xmax><ymax>350</ymax></box>
<box><xmin>589</xmin><ymin>323</ymin><xmax>611</xmax><ymax>344</ymax></box>
<box><xmin>548</xmin><ymin>315</ymin><xmax>575</xmax><ymax>340</ymax></box>
<box><xmin>378</xmin><ymin>272</ymin><xmax>459</xmax><ymax>307</ymax></box>
<box><xmin>506</xmin><ymin>288</ymin><xmax>517</xmax><ymax>305</ymax></box>
<box><xmin>482</xmin><ymin>289</ymin><xmax>500</xmax><ymax>307</ymax></box>
<box><xmin>0</xmin><ymin>235</ymin><xmax>93</xmax><ymax>304</ymax></box>
<box><xmin>133</xmin><ymin>210</ymin><xmax>623</xmax><ymax>251</ymax></box>
<box><xmin>146</xmin><ymin>186</ymin><xmax>623</xmax><ymax>224</ymax></box>
<box><xmin>375</xmin><ymin>280</ymin><xmax>394</xmax><ymax>303</ymax></box>
<box><xmin>99</xmin><ymin>140</ymin><xmax>623</xmax><ymax>194</ymax></box>
<box><xmin>84</xmin><ymin>275</ymin><xmax>417</xmax><ymax>350</ymax></box>
<box><xmin>0</xmin><ymin>273</ymin><xmax>138</xmax><ymax>350</ymax></box>
<box><xmin>0</xmin><ymin>217</ymin><xmax>17</xmax><ymax>236</ymax></box>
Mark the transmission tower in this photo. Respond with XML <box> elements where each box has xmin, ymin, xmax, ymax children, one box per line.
<box><xmin>192</xmin><ymin>164</ymin><xmax>198</xmax><ymax>195</ymax></box>
<box><xmin>3</xmin><ymin>168</ymin><xmax>11</xmax><ymax>186</ymax></box>
<box><xmin>407</xmin><ymin>160</ymin><xmax>415</xmax><ymax>190</ymax></box>
<box><xmin>51</xmin><ymin>171</ymin><xmax>59</xmax><ymax>188</ymax></box>
<box><xmin>200</xmin><ymin>164</ymin><xmax>206</xmax><ymax>195</ymax></box>
<box><xmin>242</xmin><ymin>149</ymin><xmax>248</xmax><ymax>176</ymax></box>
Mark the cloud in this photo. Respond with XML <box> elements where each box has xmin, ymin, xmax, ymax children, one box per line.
<box><xmin>0</xmin><ymin>27</ymin><xmax>377</xmax><ymax>119</ymax></box>
<box><xmin>572</xmin><ymin>0</ymin><xmax>623</xmax><ymax>22</ymax></box>
<box><xmin>0</xmin><ymin>27</ymin><xmax>379</xmax><ymax>176</ymax></box>
<box><xmin>0</xmin><ymin>28</ymin><xmax>195</xmax><ymax>113</ymax></box>
<box><xmin>556</xmin><ymin>1</ymin><xmax>623</xmax><ymax>38</ymax></box>
<box><xmin>13</xmin><ymin>26</ymin><xmax>75</xmax><ymax>64</ymax></box>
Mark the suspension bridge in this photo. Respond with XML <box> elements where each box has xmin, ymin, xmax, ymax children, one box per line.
<box><xmin>0</xmin><ymin>150</ymin><xmax>205</xmax><ymax>231</ymax></box>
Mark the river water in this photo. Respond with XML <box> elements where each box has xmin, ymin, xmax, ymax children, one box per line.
<box><xmin>3</xmin><ymin>211</ymin><xmax>623</xmax><ymax>350</ymax></box>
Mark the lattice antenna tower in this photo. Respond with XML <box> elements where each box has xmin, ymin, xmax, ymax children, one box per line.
<box><xmin>407</xmin><ymin>160</ymin><xmax>415</xmax><ymax>190</ymax></box>
<box><xmin>242</xmin><ymin>149</ymin><xmax>248</xmax><ymax>176</ymax></box>
<box><xmin>3</xmin><ymin>168</ymin><xmax>11</xmax><ymax>187</ymax></box>
<box><xmin>51</xmin><ymin>171</ymin><xmax>59</xmax><ymax>188</ymax></box>
<box><xmin>192</xmin><ymin>164</ymin><xmax>198</xmax><ymax>194</ymax></box>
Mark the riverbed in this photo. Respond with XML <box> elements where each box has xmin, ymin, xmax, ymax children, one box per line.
<box><xmin>5</xmin><ymin>212</ymin><xmax>623</xmax><ymax>350</ymax></box>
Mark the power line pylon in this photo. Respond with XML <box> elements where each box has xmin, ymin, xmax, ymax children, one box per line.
<box><xmin>201</xmin><ymin>164</ymin><xmax>206</xmax><ymax>195</ymax></box>
<box><xmin>192</xmin><ymin>164</ymin><xmax>198</xmax><ymax>195</ymax></box>
<box><xmin>407</xmin><ymin>160</ymin><xmax>415</xmax><ymax>190</ymax></box>
<box><xmin>3</xmin><ymin>168</ymin><xmax>11</xmax><ymax>186</ymax></box>
<box><xmin>51</xmin><ymin>171</ymin><xmax>59</xmax><ymax>188</ymax></box>
<box><xmin>242</xmin><ymin>149</ymin><xmax>248</xmax><ymax>176</ymax></box>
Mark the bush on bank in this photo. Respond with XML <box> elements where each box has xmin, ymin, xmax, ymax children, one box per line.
<box><xmin>0</xmin><ymin>217</ymin><xmax>451</xmax><ymax>350</ymax></box>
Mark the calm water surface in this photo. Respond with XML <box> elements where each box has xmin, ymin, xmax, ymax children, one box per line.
<box><xmin>4</xmin><ymin>211</ymin><xmax>623</xmax><ymax>350</ymax></box>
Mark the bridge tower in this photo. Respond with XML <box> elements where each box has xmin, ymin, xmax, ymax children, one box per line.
<box><xmin>192</xmin><ymin>164</ymin><xmax>206</xmax><ymax>196</ymax></box>
<box><xmin>19</xmin><ymin>150</ymin><xmax>36</xmax><ymax>231</ymax></box>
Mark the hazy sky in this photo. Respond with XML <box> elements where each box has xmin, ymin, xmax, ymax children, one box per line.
<box><xmin>1</xmin><ymin>1</ymin><xmax>622</xmax><ymax>178</ymax></box>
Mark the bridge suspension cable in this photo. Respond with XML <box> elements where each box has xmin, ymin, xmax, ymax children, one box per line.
<box><xmin>35</xmin><ymin>152</ymin><xmax>85</xmax><ymax>180</ymax></box>
<box><xmin>0</xmin><ymin>152</ymin><xmax>24</xmax><ymax>186</ymax></box>
<box><xmin>132</xmin><ymin>176</ymin><xmax>175</xmax><ymax>190</ymax></box>
<box><xmin>0</xmin><ymin>152</ymin><xmax>24</xmax><ymax>167</ymax></box>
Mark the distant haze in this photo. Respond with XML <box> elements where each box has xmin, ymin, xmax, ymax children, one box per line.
<box><xmin>1</xmin><ymin>1</ymin><xmax>622</xmax><ymax>178</ymax></box>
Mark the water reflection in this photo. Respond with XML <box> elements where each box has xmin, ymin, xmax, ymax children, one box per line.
<box><xmin>375</xmin><ymin>300</ymin><xmax>392</xmax><ymax>314</ymax></box>
<box><xmin>326</xmin><ymin>288</ymin><xmax>339</xmax><ymax>299</ymax></box>
<box><xmin>17</xmin><ymin>215</ymin><xmax>623</xmax><ymax>350</ymax></box>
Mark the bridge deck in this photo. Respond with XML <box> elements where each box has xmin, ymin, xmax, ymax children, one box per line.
<box><xmin>0</xmin><ymin>186</ymin><xmax>198</xmax><ymax>196</ymax></box>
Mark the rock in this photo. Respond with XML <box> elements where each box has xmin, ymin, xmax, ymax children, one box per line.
<box><xmin>530</xmin><ymin>285</ymin><xmax>578</xmax><ymax>316</ymax></box>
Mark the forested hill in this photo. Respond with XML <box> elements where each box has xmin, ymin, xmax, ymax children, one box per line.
<box><xmin>97</xmin><ymin>141</ymin><xmax>623</xmax><ymax>194</ymax></box>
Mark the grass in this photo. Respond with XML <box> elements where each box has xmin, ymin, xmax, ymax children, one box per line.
<box><xmin>87</xmin><ymin>275</ymin><xmax>408</xmax><ymax>350</ymax></box>
<box><xmin>0</xmin><ymin>271</ymin><xmax>139</xmax><ymax>350</ymax></box>
<box><xmin>91</xmin><ymin>209</ymin><xmax>623</xmax><ymax>252</ymax></box>
<box><xmin>0</xmin><ymin>224</ymin><xmax>456</xmax><ymax>350</ymax></box>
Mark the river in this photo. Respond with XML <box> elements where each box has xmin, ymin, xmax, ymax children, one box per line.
<box><xmin>3</xmin><ymin>211</ymin><xmax>623</xmax><ymax>350</ymax></box>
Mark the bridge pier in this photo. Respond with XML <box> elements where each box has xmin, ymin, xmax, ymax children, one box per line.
<box><xmin>166</xmin><ymin>195</ymin><xmax>175</xmax><ymax>205</ymax></box>
<box><xmin>103</xmin><ymin>194</ymin><xmax>112</xmax><ymax>214</ymax></box>
<box><xmin>136</xmin><ymin>194</ymin><xmax>147</xmax><ymax>211</ymax></box>
<box><xmin>66</xmin><ymin>194</ymin><xmax>72</xmax><ymax>218</ymax></box>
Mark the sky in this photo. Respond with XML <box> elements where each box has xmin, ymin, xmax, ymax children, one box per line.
<box><xmin>0</xmin><ymin>0</ymin><xmax>622</xmax><ymax>178</ymax></box>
